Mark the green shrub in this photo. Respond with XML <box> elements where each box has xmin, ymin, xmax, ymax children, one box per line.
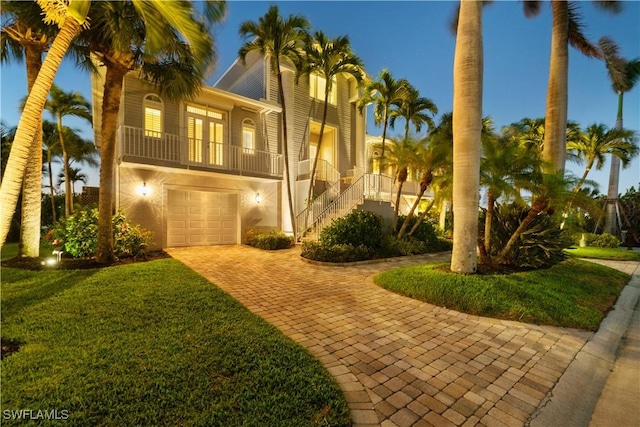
<box><xmin>245</xmin><ymin>228</ymin><xmax>294</xmax><ymax>250</ymax></box>
<box><xmin>590</xmin><ymin>233</ymin><xmax>621</xmax><ymax>248</ymax></box>
<box><xmin>319</xmin><ymin>210</ymin><xmax>386</xmax><ymax>249</ymax></box>
<box><xmin>48</xmin><ymin>208</ymin><xmax>153</xmax><ymax>258</ymax></box>
<box><xmin>487</xmin><ymin>203</ymin><xmax>573</xmax><ymax>269</ymax></box>
<box><xmin>301</xmin><ymin>241</ymin><xmax>374</xmax><ymax>262</ymax></box>
<box><xmin>572</xmin><ymin>232</ymin><xmax>621</xmax><ymax>248</ymax></box>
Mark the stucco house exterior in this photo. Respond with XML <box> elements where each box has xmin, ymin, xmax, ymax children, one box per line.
<box><xmin>91</xmin><ymin>50</ymin><xmax>432</xmax><ymax>249</ymax></box>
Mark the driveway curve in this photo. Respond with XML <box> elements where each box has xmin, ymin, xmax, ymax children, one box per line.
<box><xmin>167</xmin><ymin>246</ymin><xmax>594</xmax><ymax>427</ymax></box>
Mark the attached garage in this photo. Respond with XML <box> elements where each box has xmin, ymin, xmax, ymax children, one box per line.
<box><xmin>166</xmin><ymin>189</ymin><xmax>239</xmax><ymax>247</ymax></box>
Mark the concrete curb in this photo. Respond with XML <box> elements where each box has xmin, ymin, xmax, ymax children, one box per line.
<box><xmin>529</xmin><ymin>262</ymin><xmax>640</xmax><ymax>427</ymax></box>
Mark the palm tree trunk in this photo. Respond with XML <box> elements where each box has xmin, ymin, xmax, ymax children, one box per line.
<box><xmin>276</xmin><ymin>64</ymin><xmax>297</xmax><ymax>240</ymax></box>
<box><xmin>397</xmin><ymin>170</ymin><xmax>432</xmax><ymax>240</ymax></box>
<box><xmin>306</xmin><ymin>88</ymin><xmax>330</xmax><ymax>216</ymax></box>
<box><xmin>380</xmin><ymin>113</ymin><xmax>388</xmax><ymax>162</ymax></box>
<box><xmin>451</xmin><ymin>0</ymin><xmax>483</xmax><ymax>274</ymax></box>
<box><xmin>407</xmin><ymin>197</ymin><xmax>436</xmax><ymax>237</ymax></box>
<box><xmin>47</xmin><ymin>150</ymin><xmax>57</xmax><ymax>224</ymax></box>
<box><xmin>57</xmin><ymin>116</ymin><xmax>73</xmax><ymax>218</ymax></box>
<box><xmin>95</xmin><ymin>64</ymin><xmax>128</xmax><ymax>264</ymax></box>
<box><xmin>393</xmin><ymin>171</ymin><xmax>406</xmax><ymax>227</ymax></box>
<box><xmin>0</xmin><ymin>16</ymin><xmax>80</xmax><ymax>247</ymax></box>
<box><xmin>572</xmin><ymin>160</ymin><xmax>593</xmax><ymax>194</ymax></box>
<box><xmin>496</xmin><ymin>197</ymin><xmax>548</xmax><ymax>264</ymax></box>
<box><xmin>542</xmin><ymin>0</ymin><xmax>569</xmax><ymax>174</ymax></box>
<box><xmin>19</xmin><ymin>47</ymin><xmax>45</xmax><ymax>257</ymax></box>
<box><xmin>604</xmin><ymin>92</ymin><xmax>624</xmax><ymax>234</ymax></box>
<box><xmin>484</xmin><ymin>190</ymin><xmax>495</xmax><ymax>254</ymax></box>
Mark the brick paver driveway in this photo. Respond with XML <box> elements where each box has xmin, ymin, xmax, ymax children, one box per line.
<box><xmin>167</xmin><ymin>246</ymin><xmax>593</xmax><ymax>427</ymax></box>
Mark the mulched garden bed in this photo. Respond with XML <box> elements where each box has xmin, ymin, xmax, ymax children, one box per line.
<box><xmin>1</xmin><ymin>251</ymin><xmax>171</xmax><ymax>271</ymax></box>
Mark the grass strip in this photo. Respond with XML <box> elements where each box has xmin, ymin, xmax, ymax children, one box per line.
<box><xmin>565</xmin><ymin>247</ymin><xmax>640</xmax><ymax>261</ymax></box>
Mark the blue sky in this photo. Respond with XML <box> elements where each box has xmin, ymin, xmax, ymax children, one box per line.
<box><xmin>1</xmin><ymin>0</ymin><xmax>639</xmax><ymax>194</ymax></box>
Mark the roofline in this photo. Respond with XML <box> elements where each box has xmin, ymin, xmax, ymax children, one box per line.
<box><xmin>199</xmin><ymin>85</ymin><xmax>281</xmax><ymax>114</ymax></box>
<box><xmin>213</xmin><ymin>56</ymin><xmax>242</xmax><ymax>87</ymax></box>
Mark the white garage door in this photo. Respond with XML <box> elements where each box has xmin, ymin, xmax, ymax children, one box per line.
<box><xmin>167</xmin><ymin>189</ymin><xmax>238</xmax><ymax>247</ymax></box>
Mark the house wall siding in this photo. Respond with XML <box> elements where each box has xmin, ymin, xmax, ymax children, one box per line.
<box><xmin>227</xmin><ymin>60</ymin><xmax>265</xmax><ymax>100</ymax></box>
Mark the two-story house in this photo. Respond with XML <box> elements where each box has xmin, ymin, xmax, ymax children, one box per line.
<box><xmin>91</xmin><ymin>50</ymin><xmax>432</xmax><ymax>249</ymax></box>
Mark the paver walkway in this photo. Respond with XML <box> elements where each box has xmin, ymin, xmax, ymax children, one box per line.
<box><xmin>167</xmin><ymin>246</ymin><xmax>609</xmax><ymax>427</ymax></box>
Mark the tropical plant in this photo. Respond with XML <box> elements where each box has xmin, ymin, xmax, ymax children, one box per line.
<box><xmin>522</xmin><ymin>0</ymin><xmax>621</xmax><ymax>173</ymax></box>
<box><xmin>358</xmin><ymin>69</ymin><xmax>409</xmax><ymax>158</ymax></box>
<box><xmin>239</xmin><ymin>5</ymin><xmax>309</xmax><ymax>240</ymax></box>
<box><xmin>79</xmin><ymin>0</ymin><xmax>224</xmax><ymax>263</ymax></box>
<box><xmin>45</xmin><ymin>84</ymin><xmax>92</xmax><ymax>217</ymax></box>
<box><xmin>377</xmin><ymin>136</ymin><xmax>424</xmax><ymax>222</ymax></box>
<box><xmin>296</xmin><ymin>30</ymin><xmax>364</xmax><ymax>211</ymax></box>
<box><xmin>389</xmin><ymin>84</ymin><xmax>438</xmax><ymax>141</ymax></box>
<box><xmin>450</xmin><ymin>0</ymin><xmax>484</xmax><ymax>274</ymax></box>
<box><xmin>57</xmin><ymin>165</ymin><xmax>87</xmax><ymax>195</ymax></box>
<box><xmin>485</xmin><ymin>202</ymin><xmax>573</xmax><ymax>269</ymax></box>
<box><xmin>567</xmin><ymin>123</ymin><xmax>638</xmax><ymax>193</ymax></box>
<box><xmin>1</xmin><ymin>0</ymin><xmax>59</xmax><ymax>257</ymax></box>
<box><xmin>41</xmin><ymin>120</ymin><xmax>61</xmax><ymax>222</ymax></box>
<box><xmin>598</xmin><ymin>37</ymin><xmax>640</xmax><ymax>235</ymax></box>
<box><xmin>0</xmin><ymin>0</ymin><xmax>91</xmax><ymax>249</ymax></box>
<box><xmin>479</xmin><ymin>123</ymin><xmax>541</xmax><ymax>265</ymax></box>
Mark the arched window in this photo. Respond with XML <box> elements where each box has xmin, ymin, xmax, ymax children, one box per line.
<box><xmin>144</xmin><ymin>94</ymin><xmax>163</xmax><ymax>137</ymax></box>
<box><xmin>242</xmin><ymin>119</ymin><xmax>255</xmax><ymax>154</ymax></box>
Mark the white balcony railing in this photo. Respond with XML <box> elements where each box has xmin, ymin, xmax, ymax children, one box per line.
<box><xmin>120</xmin><ymin>126</ymin><xmax>283</xmax><ymax>177</ymax></box>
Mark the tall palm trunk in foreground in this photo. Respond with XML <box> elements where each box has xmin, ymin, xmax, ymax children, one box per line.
<box><xmin>451</xmin><ymin>0</ymin><xmax>483</xmax><ymax>274</ymax></box>
<box><xmin>0</xmin><ymin>12</ymin><xmax>83</xmax><ymax>247</ymax></box>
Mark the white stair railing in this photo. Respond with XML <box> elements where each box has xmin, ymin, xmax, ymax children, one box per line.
<box><xmin>296</xmin><ymin>179</ymin><xmax>342</xmax><ymax>237</ymax></box>
<box><xmin>311</xmin><ymin>173</ymin><xmax>395</xmax><ymax>238</ymax></box>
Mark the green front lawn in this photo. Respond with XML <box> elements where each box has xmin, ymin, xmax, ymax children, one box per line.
<box><xmin>565</xmin><ymin>246</ymin><xmax>640</xmax><ymax>261</ymax></box>
<box><xmin>1</xmin><ymin>259</ymin><xmax>350</xmax><ymax>426</ymax></box>
<box><xmin>1</xmin><ymin>242</ymin><xmax>19</xmax><ymax>262</ymax></box>
<box><xmin>374</xmin><ymin>258</ymin><xmax>631</xmax><ymax>330</ymax></box>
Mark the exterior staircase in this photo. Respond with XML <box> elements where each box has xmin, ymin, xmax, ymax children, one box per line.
<box><xmin>296</xmin><ymin>173</ymin><xmax>396</xmax><ymax>240</ymax></box>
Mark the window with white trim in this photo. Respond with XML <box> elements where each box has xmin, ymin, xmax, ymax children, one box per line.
<box><xmin>309</xmin><ymin>73</ymin><xmax>337</xmax><ymax>105</ymax></box>
<box><xmin>242</xmin><ymin>119</ymin><xmax>255</xmax><ymax>154</ymax></box>
<box><xmin>144</xmin><ymin>94</ymin><xmax>163</xmax><ymax>137</ymax></box>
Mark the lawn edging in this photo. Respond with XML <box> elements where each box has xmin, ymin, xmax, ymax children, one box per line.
<box><xmin>300</xmin><ymin>251</ymin><xmax>452</xmax><ymax>267</ymax></box>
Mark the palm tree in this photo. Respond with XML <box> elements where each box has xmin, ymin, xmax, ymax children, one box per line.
<box><xmin>389</xmin><ymin>84</ymin><xmax>438</xmax><ymax>141</ymax></box>
<box><xmin>57</xmin><ymin>166</ymin><xmax>87</xmax><ymax>195</ymax></box>
<box><xmin>45</xmin><ymin>84</ymin><xmax>92</xmax><ymax>217</ymax></box>
<box><xmin>378</xmin><ymin>136</ymin><xmax>424</xmax><ymax>224</ymax></box>
<box><xmin>296</xmin><ymin>31</ymin><xmax>364</xmax><ymax>211</ymax></box>
<box><xmin>41</xmin><ymin>120</ymin><xmax>62</xmax><ymax>223</ymax></box>
<box><xmin>567</xmin><ymin>123</ymin><xmax>638</xmax><ymax>194</ymax></box>
<box><xmin>598</xmin><ymin>36</ymin><xmax>640</xmax><ymax>234</ymax></box>
<box><xmin>239</xmin><ymin>5</ymin><xmax>309</xmax><ymax>239</ymax></box>
<box><xmin>522</xmin><ymin>1</ymin><xmax>621</xmax><ymax>173</ymax></box>
<box><xmin>479</xmin><ymin>128</ymin><xmax>541</xmax><ymax>265</ymax></box>
<box><xmin>450</xmin><ymin>0</ymin><xmax>484</xmax><ymax>274</ymax></box>
<box><xmin>0</xmin><ymin>0</ymin><xmax>90</xmax><ymax>248</ymax></box>
<box><xmin>81</xmin><ymin>0</ymin><xmax>224</xmax><ymax>263</ymax></box>
<box><xmin>358</xmin><ymin>69</ymin><xmax>409</xmax><ymax>158</ymax></box>
<box><xmin>1</xmin><ymin>0</ymin><xmax>58</xmax><ymax>256</ymax></box>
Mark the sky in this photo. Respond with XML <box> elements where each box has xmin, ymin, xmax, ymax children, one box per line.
<box><xmin>1</xmin><ymin>0</ymin><xmax>639</xmax><ymax>194</ymax></box>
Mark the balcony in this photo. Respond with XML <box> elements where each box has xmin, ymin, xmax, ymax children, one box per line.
<box><xmin>119</xmin><ymin>126</ymin><xmax>283</xmax><ymax>178</ymax></box>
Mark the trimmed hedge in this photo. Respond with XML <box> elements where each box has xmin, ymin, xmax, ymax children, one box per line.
<box><xmin>246</xmin><ymin>228</ymin><xmax>294</xmax><ymax>250</ymax></box>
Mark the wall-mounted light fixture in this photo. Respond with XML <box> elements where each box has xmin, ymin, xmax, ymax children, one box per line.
<box><xmin>137</xmin><ymin>182</ymin><xmax>151</xmax><ymax>197</ymax></box>
<box><xmin>255</xmin><ymin>193</ymin><xmax>262</xmax><ymax>204</ymax></box>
